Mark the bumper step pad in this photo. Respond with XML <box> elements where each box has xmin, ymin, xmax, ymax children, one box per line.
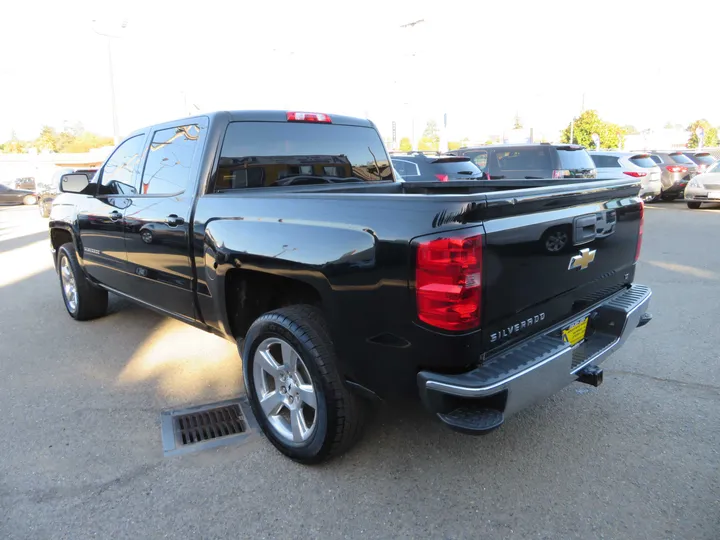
<box><xmin>437</xmin><ymin>406</ymin><xmax>504</xmax><ymax>435</ymax></box>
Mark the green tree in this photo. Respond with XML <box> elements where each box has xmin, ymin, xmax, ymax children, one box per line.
<box><xmin>448</xmin><ymin>141</ymin><xmax>461</xmax><ymax>151</ymax></box>
<box><xmin>59</xmin><ymin>132</ymin><xmax>114</xmax><ymax>153</ymax></box>
<box><xmin>560</xmin><ymin>110</ymin><xmax>626</xmax><ymax>149</ymax></box>
<box><xmin>513</xmin><ymin>113</ymin><xmax>523</xmax><ymax>130</ymax></box>
<box><xmin>686</xmin><ymin>119</ymin><xmax>718</xmax><ymax>148</ymax></box>
<box><xmin>399</xmin><ymin>137</ymin><xmax>412</xmax><ymax>152</ymax></box>
<box><xmin>422</xmin><ymin>120</ymin><xmax>440</xmax><ymax>149</ymax></box>
<box><xmin>417</xmin><ymin>137</ymin><xmax>438</xmax><ymax>152</ymax></box>
<box><xmin>33</xmin><ymin>125</ymin><xmax>59</xmax><ymax>152</ymax></box>
<box><xmin>484</xmin><ymin>139</ymin><xmax>493</xmax><ymax>145</ymax></box>
<box><xmin>0</xmin><ymin>131</ymin><xmax>26</xmax><ymax>153</ymax></box>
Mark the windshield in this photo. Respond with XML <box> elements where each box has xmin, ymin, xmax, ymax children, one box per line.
<box><xmin>669</xmin><ymin>153</ymin><xmax>694</xmax><ymax>165</ymax></box>
<box><xmin>557</xmin><ymin>148</ymin><xmax>596</xmax><ymax>170</ymax></box>
<box><xmin>215</xmin><ymin>122</ymin><xmax>393</xmax><ymax>190</ymax></box>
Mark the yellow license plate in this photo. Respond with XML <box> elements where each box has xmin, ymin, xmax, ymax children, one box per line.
<box><xmin>562</xmin><ymin>317</ymin><xmax>588</xmax><ymax>346</ymax></box>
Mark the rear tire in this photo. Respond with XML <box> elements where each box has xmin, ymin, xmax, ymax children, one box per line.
<box><xmin>23</xmin><ymin>194</ymin><xmax>37</xmax><ymax>205</ymax></box>
<box><xmin>660</xmin><ymin>192</ymin><xmax>678</xmax><ymax>202</ymax></box>
<box><xmin>687</xmin><ymin>201</ymin><xmax>702</xmax><ymax>209</ymax></box>
<box><xmin>57</xmin><ymin>243</ymin><xmax>108</xmax><ymax>320</ymax></box>
<box><xmin>242</xmin><ymin>305</ymin><xmax>365</xmax><ymax>464</ymax></box>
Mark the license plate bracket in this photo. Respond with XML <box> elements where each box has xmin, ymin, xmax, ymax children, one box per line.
<box><xmin>562</xmin><ymin>317</ymin><xmax>589</xmax><ymax>346</ymax></box>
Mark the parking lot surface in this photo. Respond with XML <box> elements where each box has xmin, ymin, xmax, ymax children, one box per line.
<box><xmin>1</xmin><ymin>203</ymin><xmax>719</xmax><ymax>539</ymax></box>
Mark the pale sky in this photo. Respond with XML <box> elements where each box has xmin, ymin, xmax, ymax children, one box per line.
<box><xmin>1</xmin><ymin>0</ymin><xmax>719</xmax><ymax>144</ymax></box>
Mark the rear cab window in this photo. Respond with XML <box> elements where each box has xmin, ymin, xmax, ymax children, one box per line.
<box><xmin>214</xmin><ymin>121</ymin><xmax>393</xmax><ymax>190</ymax></box>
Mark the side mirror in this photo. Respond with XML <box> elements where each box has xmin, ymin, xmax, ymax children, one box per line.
<box><xmin>60</xmin><ymin>173</ymin><xmax>89</xmax><ymax>194</ymax></box>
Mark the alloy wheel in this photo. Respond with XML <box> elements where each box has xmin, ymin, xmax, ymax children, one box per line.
<box><xmin>252</xmin><ymin>337</ymin><xmax>318</xmax><ymax>444</ymax></box>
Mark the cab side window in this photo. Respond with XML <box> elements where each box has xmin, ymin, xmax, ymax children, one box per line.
<box><xmin>139</xmin><ymin>125</ymin><xmax>201</xmax><ymax>195</ymax></box>
<box><xmin>98</xmin><ymin>135</ymin><xmax>145</xmax><ymax>196</ymax></box>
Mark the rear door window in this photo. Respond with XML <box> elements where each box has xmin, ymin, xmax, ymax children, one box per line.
<box><xmin>496</xmin><ymin>148</ymin><xmax>552</xmax><ymax>171</ymax></box>
<box><xmin>557</xmin><ymin>148</ymin><xmax>595</xmax><ymax>170</ymax></box>
<box><xmin>591</xmin><ymin>155</ymin><xmax>621</xmax><ymax>168</ymax></box>
<box><xmin>650</xmin><ymin>155</ymin><xmax>663</xmax><ymax>164</ymax></box>
<box><xmin>215</xmin><ymin>122</ymin><xmax>393</xmax><ymax>190</ymax></box>
<box><xmin>391</xmin><ymin>159</ymin><xmax>420</xmax><ymax>177</ymax></box>
<box><xmin>139</xmin><ymin>124</ymin><xmax>202</xmax><ymax>195</ymax></box>
<box><xmin>465</xmin><ymin>151</ymin><xmax>488</xmax><ymax>171</ymax></box>
<box><xmin>628</xmin><ymin>155</ymin><xmax>658</xmax><ymax>168</ymax></box>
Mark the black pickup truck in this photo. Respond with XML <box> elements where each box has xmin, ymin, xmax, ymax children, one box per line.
<box><xmin>49</xmin><ymin>110</ymin><xmax>652</xmax><ymax>463</ymax></box>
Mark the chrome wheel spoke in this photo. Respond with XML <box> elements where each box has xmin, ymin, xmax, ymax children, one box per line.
<box><xmin>259</xmin><ymin>390</ymin><xmax>285</xmax><ymax>417</ymax></box>
<box><xmin>281</xmin><ymin>342</ymin><xmax>297</xmax><ymax>372</ymax></box>
<box><xmin>255</xmin><ymin>349</ymin><xmax>281</xmax><ymax>379</ymax></box>
<box><xmin>297</xmin><ymin>384</ymin><xmax>316</xmax><ymax>409</ymax></box>
<box><xmin>290</xmin><ymin>408</ymin><xmax>309</xmax><ymax>442</ymax></box>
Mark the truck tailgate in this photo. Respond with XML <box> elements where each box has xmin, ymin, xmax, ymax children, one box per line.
<box><xmin>480</xmin><ymin>181</ymin><xmax>642</xmax><ymax>353</ymax></box>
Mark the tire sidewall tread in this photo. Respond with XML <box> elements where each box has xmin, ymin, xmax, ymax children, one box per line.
<box><xmin>57</xmin><ymin>243</ymin><xmax>108</xmax><ymax>321</ymax></box>
<box><xmin>242</xmin><ymin>305</ymin><xmax>363</xmax><ymax>464</ymax></box>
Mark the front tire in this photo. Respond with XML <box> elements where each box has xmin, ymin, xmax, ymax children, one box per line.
<box><xmin>687</xmin><ymin>201</ymin><xmax>702</xmax><ymax>209</ymax></box>
<box><xmin>23</xmin><ymin>194</ymin><xmax>37</xmax><ymax>205</ymax></box>
<box><xmin>242</xmin><ymin>305</ymin><xmax>365</xmax><ymax>464</ymax></box>
<box><xmin>57</xmin><ymin>243</ymin><xmax>108</xmax><ymax>320</ymax></box>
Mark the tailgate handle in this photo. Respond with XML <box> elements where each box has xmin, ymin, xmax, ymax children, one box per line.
<box><xmin>573</xmin><ymin>215</ymin><xmax>597</xmax><ymax>245</ymax></box>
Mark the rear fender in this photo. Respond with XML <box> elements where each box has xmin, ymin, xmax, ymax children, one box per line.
<box><xmin>202</xmin><ymin>217</ymin><xmax>377</xmax><ymax>348</ymax></box>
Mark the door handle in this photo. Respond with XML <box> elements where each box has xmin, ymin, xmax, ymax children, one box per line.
<box><xmin>109</xmin><ymin>210</ymin><xmax>122</xmax><ymax>222</ymax></box>
<box><xmin>166</xmin><ymin>214</ymin><xmax>184</xmax><ymax>227</ymax></box>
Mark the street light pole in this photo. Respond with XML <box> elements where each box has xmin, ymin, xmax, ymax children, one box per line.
<box><xmin>399</xmin><ymin>18</ymin><xmax>425</xmax><ymax>151</ymax></box>
<box><xmin>106</xmin><ymin>37</ymin><xmax>120</xmax><ymax>145</ymax></box>
<box><xmin>93</xmin><ymin>18</ymin><xmax>127</xmax><ymax>145</ymax></box>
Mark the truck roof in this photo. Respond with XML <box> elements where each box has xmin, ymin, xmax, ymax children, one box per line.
<box><xmin>127</xmin><ymin>110</ymin><xmax>375</xmax><ymax>139</ymax></box>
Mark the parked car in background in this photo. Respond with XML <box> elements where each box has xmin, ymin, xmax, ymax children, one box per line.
<box><xmin>38</xmin><ymin>167</ymin><xmax>97</xmax><ymax>217</ymax></box>
<box><xmin>14</xmin><ymin>177</ymin><xmax>36</xmax><ymax>191</ymax></box>
<box><xmin>390</xmin><ymin>152</ymin><xmax>483</xmax><ymax>181</ymax></box>
<box><xmin>449</xmin><ymin>143</ymin><xmax>596</xmax><ymax>180</ymax></box>
<box><xmin>682</xmin><ymin>151</ymin><xmax>717</xmax><ymax>174</ymax></box>
<box><xmin>685</xmin><ymin>159</ymin><xmax>720</xmax><ymax>209</ymax></box>
<box><xmin>0</xmin><ymin>183</ymin><xmax>37</xmax><ymax>205</ymax></box>
<box><xmin>589</xmin><ymin>151</ymin><xmax>662</xmax><ymax>201</ymax></box>
<box><xmin>648</xmin><ymin>151</ymin><xmax>698</xmax><ymax>200</ymax></box>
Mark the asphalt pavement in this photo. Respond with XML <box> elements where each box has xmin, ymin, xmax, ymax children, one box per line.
<box><xmin>1</xmin><ymin>202</ymin><xmax>719</xmax><ymax>540</ymax></box>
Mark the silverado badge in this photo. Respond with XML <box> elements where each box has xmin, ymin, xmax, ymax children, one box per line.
<box><xmin>568</xmin><ymin>248</ymin><xmax>596</xmax><ymax>271</ymax></box>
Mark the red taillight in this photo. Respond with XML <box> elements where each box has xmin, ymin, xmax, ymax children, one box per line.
<box><xmin>416</xmin><ymin>234</ymin><xmax>482</xmax><ymax>331</ymax></box>
<box><xmin>435</xmin><ymin>174</ymin><xmax>449</xmax><ymax>182</ymax></box>
<box><xmin>623</xmin><ymin>171</ymin><xmax>647</xmax><ymax>178</ymax></box>
<box><xmin>286</xmin><ymin>112</ymin><xmax>332</xmax><ymax>123</ymax></box>
<box><xmin>635</xmin><ymin>200</ymin><xmax>644</xmax><ymax>263</ymax></box>
<box><xmin>666</xmin><ymin>165</ymin><xmax>687</xmax><ymax>173</ymax></box>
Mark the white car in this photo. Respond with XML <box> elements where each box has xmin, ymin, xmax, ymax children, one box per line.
<box><xmin>589</xmin><ymin>151</ymin><xmax>663</xmax><ymax>201</ymax></box>
<box><xmin>684</xmin><ymin>159</ymin><xmax>720</xmax><ymax>209</ymax></box>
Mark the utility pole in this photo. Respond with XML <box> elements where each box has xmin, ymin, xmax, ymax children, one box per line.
<box><xmin>570</xmin><ymin>118</ymin><xmax>575</xmax><ymax>144</ymax></box>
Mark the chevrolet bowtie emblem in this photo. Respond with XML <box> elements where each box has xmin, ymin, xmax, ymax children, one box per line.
<box><xmin>568</xmin><ymin>248</ymin><xmax>596</xmax><ymax>271</ymax></box>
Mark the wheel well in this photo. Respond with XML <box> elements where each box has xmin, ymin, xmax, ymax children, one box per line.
<box><xmin>50</xmin><ymin>229</ymin><xmax>73</xmax><ymax>255</ymax></box>
<box><xmin>225</xmin><ymin>269</ymin><xmax>322</xmax><ymax>339</ymax></box>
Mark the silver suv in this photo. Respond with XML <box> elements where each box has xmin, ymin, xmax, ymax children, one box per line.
<box><xmin>589</xmin><ymin>151</ymin><xmax>662</xmax><ymax>201</ymax></box>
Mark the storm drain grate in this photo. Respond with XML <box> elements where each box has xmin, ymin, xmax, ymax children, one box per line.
<box><xmin>161</xmin><ymin>398</ymin><xmax>259</xmax><ymax>457</ymax></box>
<box><xmin>175</xmin><ymin>405</ymin><xmax>246</xmax><ymax>445</ymax></box>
